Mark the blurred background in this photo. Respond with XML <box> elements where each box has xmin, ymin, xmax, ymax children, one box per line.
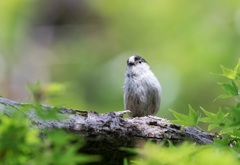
<box><xmin>0</xmin><ymin>0</ymin><xmax>239</xmax><ymax>119</ymax></box>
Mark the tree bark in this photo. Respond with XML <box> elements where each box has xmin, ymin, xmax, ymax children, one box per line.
<box><xmin>0</xmin><ymin>97</ymin><xmax>215</xmax><ymax>165</ymax></box>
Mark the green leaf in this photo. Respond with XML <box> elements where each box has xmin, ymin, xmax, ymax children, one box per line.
<box><xmin>120</xmin><ymin>147</ymin><xmax>139</xmax><ymax>154</ymax></box>
<box><xmin>220</xmin><ymin>65</ymin><xmax>237</xmax><ymax>79</ymax></box>
<box><xmin>45</xmin><ymin>82</ymin><xmax>65</xmax><ymax>96</ymax></box>
<box><xmin>214</xmin><ymin>93</ymin><xmax>233</xmax><ymax>101</ymax></box>
<box><xmin>169</xmin><ymin>105</ymin><xmax>200</xmax><ymax>126</ymax></box>
<box><xmin>229</xmin><ymin>106</ymin><xmax>240</xmax><ymax>127</ymax></box>
<box><xmin>231</xmin><ymin>129</ymin><xmax>240</xmax><ymax>138</ymax></box>
<box><xmin>188</xmin><ymin>104</ymin><xmax>201</xmax><ymax>124</ymax></box>
<box><xmin>217</xmin><ymin>81</ymin><xmax>238</xmax><ymax>96</ymax></box>
<box><xmin>123</xmin><ymin>158</ymin><xmax>129</xmax><ymax>165</ymax></box>
<box><xmin>207</xmin><ymin>124</ymin><xmax>219</xmax><ymax>131</ymax></box>
<box><xmin>232</xmin><ymin>80</ymin><xmax>238</xmax><ymax>93</ymax></box>
<box><xmin>234</xmin><ymin>59</ymin><xmax>240</xmax><ymax>72</ymax></box>
<box><xmin>236</xmin><ymin>73</ymin><xmax>240</xmax><ymax>80</ymax></box>
<box><xmin>219</xmin><ymin>59</ymin><xmax>240</xmax><ymax>80</ymax></box>
<box><xmin>34</xmin><ymin>104</ymin><xmax>67</xmax><ymax>120</ymax></box>
<box><xmin>200</xmin><ymin>107</ymin><xmax>229</xmax><ymax>131</ymax></box>
<box><xmin>214</xmin><ymin>136</ymin><xmax>231</xmax><ymax>147</ymax></box>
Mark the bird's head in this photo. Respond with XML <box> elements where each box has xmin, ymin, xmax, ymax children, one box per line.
<box><xmin>127</xmin><ymin>55</ymin><xmax>148</xmax><ymax>67</ymax></box>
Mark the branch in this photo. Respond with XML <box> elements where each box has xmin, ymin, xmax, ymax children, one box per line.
<box><xmin>0</xmin><ymin>97</ymin><xmax>215</xmax><ymax>164</ymax></box>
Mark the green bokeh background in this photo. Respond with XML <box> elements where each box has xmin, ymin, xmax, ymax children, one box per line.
<box><xmin>0</xmin><ymin>0</ymin><xmax>239</xmax><ymax>118</ymax></box>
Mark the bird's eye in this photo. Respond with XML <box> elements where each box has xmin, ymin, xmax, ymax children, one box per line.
<box><xmin>139</xmin><ymin>61</ymin><xmax>142</xmax><ymax>64</ymax></box>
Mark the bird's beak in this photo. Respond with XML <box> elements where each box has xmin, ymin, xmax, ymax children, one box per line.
<box><xmin>128</xmin><ymin>61</ymin><xmax>135</xmax><ymax>66</ymax></box>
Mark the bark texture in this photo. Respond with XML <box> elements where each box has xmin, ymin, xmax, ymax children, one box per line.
<box><xmin>0</xmin><ymin>97</ymin><xmax>215</xmax><ymax>165</ymax></box>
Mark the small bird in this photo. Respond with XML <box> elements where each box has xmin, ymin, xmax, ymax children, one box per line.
<box><xmin>124</xmin><ymin>55</ymin><xmax>162</xmax><ymax>117</ymax></box>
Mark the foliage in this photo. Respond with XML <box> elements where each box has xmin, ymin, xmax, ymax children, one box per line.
<box><xmin>169</xmin><ymin>105</ymin><xmax>201</xmax><ymax>127</ymax></box>
<box><xmin>27</xmin><ymin>81</ymin><xmax>66</xmax><ymax>103</ymax></box>
<box><xmin>132</xmin><ymin>142</ymin><xmax>239</xmax><ymax>165</ymax></box>
<box><xmin>129</xmin><ymin>59</ymin><xmax>240</xmax><ymax>165</ymax></box>
<box><xmin>0</xmin><ymin>107</ymin><xmax>99</xmax><ymax>165</ymax></box>
<box><xmin>171</xmin><ymin>59</ymin><xmax>240</xmax><ymax>135</ymax></box>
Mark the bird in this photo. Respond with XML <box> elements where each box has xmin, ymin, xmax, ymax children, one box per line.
<box><xmin>124</xmin><ymin>55</ymin><xmax>162</xmax><ymax>117</ymax></box>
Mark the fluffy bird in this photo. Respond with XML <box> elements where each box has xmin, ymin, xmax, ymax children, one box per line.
<box><xmin>124</xmin><ymin>55</ymin><xmax>162</xmax><ymax>117</ymax></box>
